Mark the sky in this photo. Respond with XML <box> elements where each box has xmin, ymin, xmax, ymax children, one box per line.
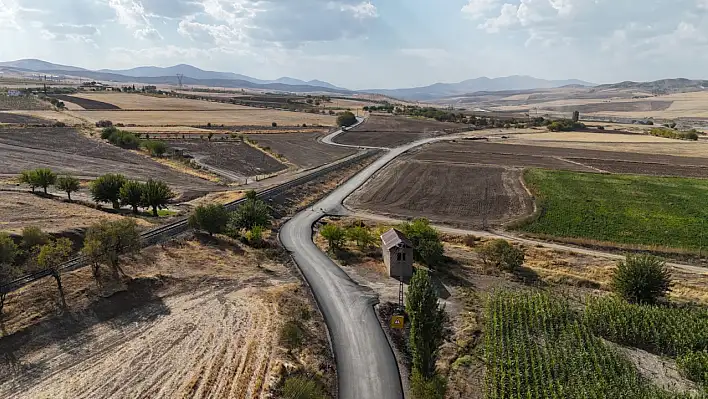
<box><xmin>1</xmin><ymin>0</ymin><xmax>707</xmax><ymax>89</ymax></box>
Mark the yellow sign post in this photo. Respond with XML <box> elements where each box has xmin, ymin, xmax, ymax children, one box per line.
<box><xmin>390</xmin><ymin>315</ymin><xmax>405</xmax><ymax>329</ymax></box>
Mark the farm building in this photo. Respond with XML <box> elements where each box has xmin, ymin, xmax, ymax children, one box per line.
<box><xmin>380</xmin><ymin>228</ymin><xmax>414</xmax><ymax>279</ymax></box>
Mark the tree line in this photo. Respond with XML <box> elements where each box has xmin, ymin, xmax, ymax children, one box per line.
<box><xmin>18</xmin><ymin>168</ymin><xmax>175</xmax><ymax>217</ymax></box>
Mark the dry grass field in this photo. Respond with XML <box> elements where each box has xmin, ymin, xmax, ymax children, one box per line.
<box><xmin>4</xmin><ymin>110</ymin><xmax>87</xmax><ymax>125</ymax></box>
<box><xmin>70</xmin><ymin>109</ymin><xmax>336</xmax><ymax>127</ymax></box>
<box><xmin>0</xmin><ymin>191</ymin><xmax>151</xmax><ymax>233</ymax></box>
<box><xmin>72</xmin><ymin>92</ymin><xmax>254</xmax><ymax>111</ymax></box>
<box><xmin>508</xmin><ymin>131</ymin><xmax>676</xmax><ymax>143</ymax></box>
<box><xmin>0</xmin><ymin>238</ymin><xmax>333</xmax><ymax>399</ymax></box>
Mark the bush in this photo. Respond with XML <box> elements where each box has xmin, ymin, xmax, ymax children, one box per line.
<box><xmin>611</xmin><ymin>254</ymin><xmax>671</xmax><ymax>305</ymax></box>
<box><xmin>398</xmin><ymin>219</ymin><xmax>444</xmax><ymax>267</ymax></box>
<box><xmin>649</xmin><ymin>127</ymin><xmax>699</xmax><ymax>141</ymax></box>
<box><xmin>547</xmin><ymin>119</ymin><xmax>586</xmax><ymax>132</ymax></box>
<box><xmin>21</xmin><ymin>226</ymin><xmax>48</xmax><ymax>249</ymax></box>
<box><xmin>280</xmin><ymin>321</ymin><xmax>304</xmax><ymax>350</ymax></box>
<box><xmin>96</xmin><ymin>120</ymin><xmax>113</xmax><ymax>128</ymax></box>
<box><xmin>677</xmin><ymin>351</ymin><xmax>708</xmax><ymax>387</ymax></box>
<box><xmin>229</xmin><ymin>191</ymin><xmax>271</xmax><ymax>230</ymax></box>
<box><xmin>479</xmin><ymin>239</ymin><xmax>525</xmax><ymax>272</ymax></box>
<box><xmin>410</xmin><ymin>370</ymin><xmax>447</xmax><ymax>399</ymax></box>
<box><xmin>282</xmin><ymin>375</ymin><xmax>325</xmax><ymax>399</ymax></box>
<box><xmin>336</xmin><ymin>111</ymin><xmax>357</xmax><ymax>127</ymax></box>
<box><xmin>0</xmin><ymin>232</ymin><xmax>18</xmax><ymax>265</ymax></box>
<box><xmin>143</xmin><ymin>140</ymin><xmax>167</xmax><ymax>157</ymax></box>
<box><xmin>462</xmin><ymin>235</ymin><xmax>479</xmax><ymax>247</ymax></box>
<box><xmin>188</xmin><ymin>203</ymin><xmax>229</xmax><ymax>236</ymax></box>
<box><xmin>272</xmin><ymin>122</ymin><xmax>278</xmax><ymax>127</ymax></box>
<box><xmin>243</xmin><ymin>225</ymin><xmax>265</xmax><ymax>247</ymax></box>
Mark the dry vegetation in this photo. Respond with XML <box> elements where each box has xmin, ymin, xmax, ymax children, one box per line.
<box><xmin>70</xmin><ymin>109</ymin><xmax>336</xmax><ymax>127</ymax></box>
<box><xmin>0</xmin><ymin>237</ymin><xmax>334</xmax><ymax>398</ymax></box>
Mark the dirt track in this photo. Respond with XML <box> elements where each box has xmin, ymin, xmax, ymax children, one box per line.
<box><xmin>247</xmin><ymin>132</ymin><xmax>356</xmax><ymax>168</ymax></box>
<box><xmin>0</xmin><ymin>127</ymin><xmax>220</xmax><ymax>197</ymax></box>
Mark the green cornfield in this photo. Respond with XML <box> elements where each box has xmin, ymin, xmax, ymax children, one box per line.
<box><xmin>520</xmin><ymin>169</ymin><xmax>708</xmax><ymax>252</ymax></box>
<box><xmin>483</xmin><ymin>291</ymin><xmax>698</xmax><ymax>399</ymax></box>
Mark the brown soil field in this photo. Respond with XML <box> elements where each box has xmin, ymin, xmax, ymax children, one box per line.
<box><xmin>246</xmin><ymin>132</ymin><xmax>357</xmax><ymax>168</ymax></box>
<box><xmin>0</xmin><ymin>238</ymin><xmax>333</xmax><ymax>398</ymax></box>
<box><xmin>70</xmin><ymin>109</ymin><xmax>336</xmax><ymax>127</ymax></box>
<box><xmin>348</xmin><ymin>161</ymin><xmax>533</xmax><ymax>229</ymax></box>
<box><xmin>0</xmin><ymin>191</ymin><xmax>151</xmax><ymax>234</ymax></box>
<box><xmin>509</xmin><ymin>131</ymin><xmax>675</xmax><ymax>143</ymax></box>
<box><xmin>0</xmin><ymin>112</ymin><xmax>47</xmax><ymax>124</ymax></box>
<box><xmin>5</xmin><ymin>110</ymin><xmax>87</xmax><ymax>125</ymax></box>
<box><xmin>507</xmin><ymin>139</ymin><xmax>708</xmax><ymax>158</ymax></box>
<box><xmin>51</xmin><ymin>95</ymin><xmax>120</xmax><ymax>110</ymax></box>
<box><xmin>0</xmin><ymin>94</ymin><xmax>50</xmax><ymax>111</ymax></box>
<box><xmin>349</xmin><ymin>140</ymin><xmax>708</xmax><ymax>228</ymax></box>
<box><xmin>0</xmin><ymin>127</ymin><xmax>220</xmax><ymax>197</ymax></box>
<box><xmin>166</xmin><ymin>140</ymin><xmax>286</xmax><ymax>178</ymax></box>
<box><xmin>334</xmin><ymin>115</ymin><xmax>461</xmax><ymax>147</ymax></box>
<box><xmin>73</xmin><ymin>92</ymin><xmax>254</xmax><ymax>111</ymax></box>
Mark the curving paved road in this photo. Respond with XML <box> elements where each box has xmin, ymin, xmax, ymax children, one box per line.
<box><xmin>280</xmin><ymin>122</ymin><xmax>471</xmax><ymax>399</ymax></box>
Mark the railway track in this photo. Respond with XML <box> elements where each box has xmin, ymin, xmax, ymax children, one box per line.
<box><xmin>0</xmin><ymin>149</ymin><xmax>377</xmax><ymax>295</ymax></box>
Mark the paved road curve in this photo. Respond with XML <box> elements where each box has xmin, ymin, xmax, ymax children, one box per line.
<box><xmin>280</xmin><ymin>126</ymin><xmax>471</xmax><ymax>399</ymax></box>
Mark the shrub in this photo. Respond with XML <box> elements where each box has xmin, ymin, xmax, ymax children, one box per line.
<box><xmin>143</xmin><ymin>140</ymin><xmax>167</xmax><ymax>157</ymax></box>
<box><xmin>96</xmin><ymin>120</ymin><xmax>113</xmax><ymax>128</ymax></box>
<box><xmin>0</xmin><ymin>232</ymin><xmax>18</xmax><ymax>265</ymax></box>
<box><xmin>547</xmin><ymin>119</ymin><xmax>586</xmax><ymax>132</ymax></box>
<box><xmin>677</xmin><ymin>351</ymin><xmax>708</xmax><ymax>387</ymax></box>
<box><xmin>336</xmin><ymin>111</ymin><xmax>357</xmax><ymax>127</ymax></box>
<box><xmin>282</xmin><ymin>375</ymin><xmax>325</xmax><ymax>399</ymax></box>
<box><xmin>243</xmin><ymin>225</ymin><xmax>265</xmax><ymax>247</ymax></box>
<box><xmin>272</xmin><ymin>122</ymin><xmax>278</xmax><ymax>127</ymax></box>
<box><xmin>320</xmin><ymin>224</ymin><xmax>346</xmax><ymax>251</ymax></box>
<box><xmin>101</xmin><ymin>126</ymin><xmax>119</xmax><ymax>139</ymax></box>
<box><xmin>462</xmin><ymin>235</ymin><xmax>478</xmax><ymax>247</ymax></box>
<box><xmin>229</xmin><ymin>191</ymin><xmax>271</xmax><ymax>230</ymax></box>
<box><xmin>280</xmin><ymin>320</ymin><xmax>304</xmax><ymax>350</ymax></box>
<box><xmin>410</xmin><ymin>370</ymin><xmax>447</xmax><ymax>399</ymax></box>
<box><xmin>479</xmin><ymin>239</ymin><xmax>525</xmax><ymax>272</ymax></box>
<box><xmin>189</xmin><ymin>204</ymin><xmax>229</xmax><ymax>236</ymax></box>
<box><xmin>649</xmin><ymin>127</ymin><xmax>699</xmax><ymax>141</ymax></box>
<box><xmin>611</xmin><ymin>254</ymin><xmax>671</xmax><ymax>305</ymax></box>
<box><xmin>21</xmin><ymin>226</ymin><xmax>48</xmax><ymax>249</ymax></box>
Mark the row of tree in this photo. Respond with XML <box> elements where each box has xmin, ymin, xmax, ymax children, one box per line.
<box><xmin>18</xmin><ymin>169</ymin><xmax>175</xmax><ymax>216</ymax></box>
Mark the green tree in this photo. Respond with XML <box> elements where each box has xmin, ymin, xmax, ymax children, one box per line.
<box><xmin>37</xmin><ymin>238</ymin><xmax>73</xmax><ymax>308</ymax></box>
<box><xmin>612</xmin><ymin>254</ymin><xmax>672</xmax><ymax>305</ymax></box>
<box><xmin>406</xmin><ymin>270</ymin><xmax>447</xmax><ymax>387</ymax></box>
<box><xmin>32</xmin><ymin>168</ymin><xmax>57</xmax><ymax>194</ymax></box>
<box><xmin>18</xmin><ymin>170</ymin><xmax>39</xmax><ymax>192</ymax></box>
<box><xmin>141</xmin><ymin>179</ymin><xmax>175</xmax><ymax>217</ymax></box>
<box><xmin>346</xmin><ymin>225</ymin><xmax>374</xmax><ymax>251</ymax></box>
<box><xmin>143</xmin><ymin>140</ymin><xmax>167</xmax><ymax>157</ymax></box>
<box><xmin>188</xmin><ymin>203</ymin><xmax>229</xmax><ymax>236</ymax></box>
<box><xmin>336</xmin><ymin>111</ymin><xmax>357</xmax><ymax>127</ymax></box>
<box><xmin>398</xmin><ymin>219</ymin><xmax>444</xmax><ymax>267</ymax></box>
<box><xmin>320</xmin><ymin>224</ymin><xmax>346</xmax><ymax>251</ymax></box>
<box><xmin>55</xmin><ymin>175</ymin><xmax>80</xmax><ymax>201</ymax></box>
<box><xmin>21</xmin><ymin>226</ymin><xmax>48</xmax><ymax>250</ymax></box>
<box><xmin>82</xmin><ymin>219</ymin><xmax>141</xmax><ymax>282</ymax></box>
<box><xmin>479</xmin><ymin>239</ymin><xmax>525</xmax><ymax>272</ymax></box>
<box><xmin>90</xmin><ymin>174</ymin><xmax>127</xmax><ymax>209</ymax></box>
<box><xmin>230</xmin><ymin>191</ymin><xmax>271</xmax><ymax>230</ymax></box>
<box><xmin>0</xmin><ymin>232</ymin><xmax>18</xmax><ymax>266</ymax></box>
<box><xmin>119</xmin><ymin>180</ymin><xmax>145</xmax><ymax>214</ymax></box>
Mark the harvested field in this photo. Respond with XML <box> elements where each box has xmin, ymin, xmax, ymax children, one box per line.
<box><xmin>70</xmin><ymin>110</ymin><xmax>336</xmax><ymax>127</ymax></box>
<box><xmin>334</xmin><ymin>114</ymin><xmax>461</xmax><ymax>147</ymax></box>
<box><xmin>509</xmin><ymin>131</ymin><xmax>676</xmax><ymax>143</ymax></box>
<box><xmin>0</xmin><ymin>191</ymin><xmax>151</xmax><ymax>233</ymax></box>
<box><xmin>246</xmin><ymin>132</ymin><xmax>356</xmax><ymax>168</ymax></box>
<box><xmin>0</xmin><ymin>127</ymin><xmax>220</xmax><ymax>197</ymax></box>
<box><xmin>4</xmin><ymin>110</ymin><xmax>87</xmax><ymax>125</ymax></box>
<box><xmin>0</xmin><ymin>94</ymin><xmax>49</xmax><ymax>110</ymax></box>
<box><xmin>567</xmin><ymin>158</ymin><xmax>708</xmax><ymax>178</ymax></box>
<box><xmin>72</xmin><ymin>93</ymin><xmax>253</xmax><ymax>111</ymax></box>
<box><xmin>51</xmin><ymin>95</ymin><xmax>120</xmax><ymax>110</ymax></box>
<box><xmin>347</xmin><ymin>160</ymin><xmax>533</xmax><ymax>229</ymax></box>
<box><xmin>507</xmin><ymin>140</ymin><xmax>708</xmax><ymax>158</ymax></box>
<box><xmin>166</xmin><ymin>140</ymin><xmax>286</xmax><ymax>179</ymax></box>
<box><xmin>0</xmin><ymin>112</ymin><xmax>46</xmax><ymax>124</ymax></box>
<box><xmin>0</xmin><ymin>238</ymin><xmax>334</xmax><ymax>399</ymax></box>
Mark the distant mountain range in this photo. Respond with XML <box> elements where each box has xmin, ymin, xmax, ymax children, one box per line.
<box><xmin>595</xmin><ymin>78</ymin><xmax>708</xmax><ymax>91</ymax></box>
<box><xmin>364</xmin><ymin>76</ymin><xmax>594</xmax><ymax>100</ymax></box>
<box><xmin>0</xmin><ymin>58</ymin><xmax>597</xmax><ymax>99</ymax></box>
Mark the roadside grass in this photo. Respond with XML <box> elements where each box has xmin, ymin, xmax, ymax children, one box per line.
<box><xmin>518</xmin><ymin>169</ymin><xmax>708</xmax><ymax>253</ymax></box>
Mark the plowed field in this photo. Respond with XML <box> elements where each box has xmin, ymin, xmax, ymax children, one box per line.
<box><xmin>246</xmin><ymin>132</ymin><xmax>356</xmax><ymax>168</ymax></box>
<box><xmin>334</xmin><ymin>115</ymin><xmax>461</xmax><ymax>147</ymax></box>
<box><xmin>0</xmin><ymin>112</ymin><xmax>46</xmax><ymax>124</ymax></box>
<box><xmin>51</xmin><ymin>95</ymin><xmax>121</xmax><ymax>110</ymax></box>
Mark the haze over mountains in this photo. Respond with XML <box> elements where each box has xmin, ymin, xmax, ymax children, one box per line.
<box><xmin>0</xmin><ymin>58</ymin><xmax>597</xmax><ymax>100</ymax></box>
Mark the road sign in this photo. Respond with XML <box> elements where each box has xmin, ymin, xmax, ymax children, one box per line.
<box><xmin>390</xmin><ymin>315</ymin><xmax>405</xmax><ymax>329</ymax></box>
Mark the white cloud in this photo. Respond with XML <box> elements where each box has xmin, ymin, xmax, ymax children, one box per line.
<box><xmin>108</xmin><ymin>0</ymin><xmax>163</xmax><ymax>40</ymax></box>
<box><xmin>698</xmin><ymin>0</ymin><xmax>708</xmax><ymax>9</ymax></box>
<box><xmin>480</xmin><ymin>3</ymin><xmax>518</xmax><ymax>32</ymax></box>
<box><xmin>0</xmin><ymin>0</ymin><xmax>21</xmax><ymax>30</ymax></box>
<box><xmin>462</xmin><ymin>0</ymin><xmax>500</xmax><ymax>20</ymax></box>
<box><xmin>340</xmin><ymin>1</ymin><xmax>378</xmax><ymax>19</ymax></box>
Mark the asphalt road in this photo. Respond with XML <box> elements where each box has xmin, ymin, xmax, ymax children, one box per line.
<box><xmin>280</xmin><ymin>123</ymin><xmax>471</xmax><ymax>399</ymax></box>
